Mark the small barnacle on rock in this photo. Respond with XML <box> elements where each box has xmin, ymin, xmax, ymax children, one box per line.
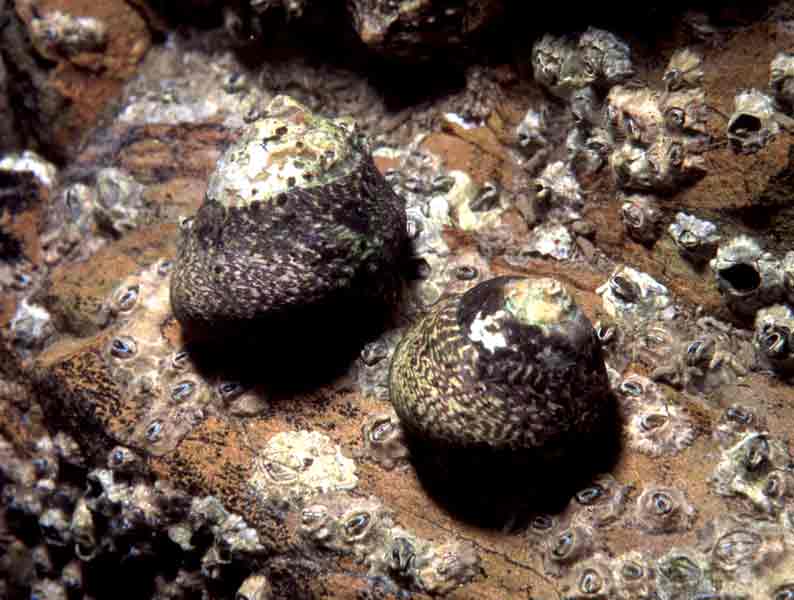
<box><xmin>771</xmin><ymin>52</ymin><xmax>794</xmax><ymax>112</ymax></box>
<box><xmin>715</xmin><ymin>405</ymin><xmax>767</xmax><ymax>447</ymax></box>
<box><xmin>171</xmin><ymin>95</ymin><xmax>406</xmax><ymax>339</ymax></box>
<box><xmin>27</xmin><ymin>8</ymin><xmax>107</xmax><ymax>59</ymax></box>
<box><xmin>93</xmin><ymin>168</ymin><xmax>147</xmax><ymax>236</ymax></box>
<box><xmin>516</xmin><ymin>106</ymin><xmax>549</xmax><ymax>153</ymax></box>
<box><xmin>568</xmin><ymin>475</ymin><xmax>632</xmax><ymax>528</ymax></box>
<box><xmin>568</xmin><ymin>126</ymin><xmax>612</xmax><ymax>176</ymax></box>
<box><xmin>298</xmin><ymin>493</ymin><xmax>393</xmax><ymax>563</ymax></box>
<box><xmin>632</xmin><ymin>485</ymin><xmax>696</xmax><ymax>534</ymax></box>
<box><xmin>597</xmin><ymin>266</ymin><xmax>674</xmax><ymax>322</ymax></box>
<box><xmin>249</xmin><ymin>430</ymin><xmax>358</xmax><ymax>508</ymax></box>
<box><xmin>612</xmin><ymin>552</ymin><xmax>657</xmax><ymax>600</ymax></box>
<box><xmin>544</xmin><ymin>524</ymin><xmax>595</xmax><ymax>577</ymax></box>
<box><xmin>710</xmin><ymin>431</ymin><xmax>793</xmax><ymax>514</ymax></box>
<box><xmin>533</xmin><ymin>160</ymin><xmax>584</xmax><ymax>223</ymax></box>
<box><xmin>577</xmin><ymin>28</ymin><xmax>634</xmax><ymax>89</ymax></box>
<box><xmin>360</xmin><ymin>412</ymin><xmax>409</xmax><ymax>470</ymax></box>
<box><xmin>664</xmin><ymin>48</ymin><xmax>704</xmax><ymax>91</ymax></box>
<box><xmin>236</xmin><ymin>573</ymin><xmax>273</xmax><ymax>600</ymax></box>
<box><xmin>107</xmin><ymin>446</ymin><xmax>142</xmax><ymax>473</ymax></box>
<box><xmin>532</xmin><ymin>34</ymin><xmax>581</xmax><ymax>97</ymax></box>
<box><xmin>655</xmin><ymin>549</ymin><xmax>715</xmax><ymax>600</ymax></box>
<box><xmin>619</xmin><ymin>374</ymin><xmax>697</xmax><ymax>457</ymax></box>
<box><xmin>728</xmin><ymin>90</ymin><xmax>780</xmax><ymax>153</ymax></box>
<box><xmin>668</xmin><ymin>212</ymin><xmax>720</xmax><ymax>263</ymax></box>
<box><xmin>412</xmin><ymin>540</ymin><xmax>482</xmax><ymax>595</ymax></box>
<box><xmin>699</xmin><ymin>517</ymin><xmax>786</xmax><ymax>583</ymax></box>
<box><xmin>389</xmin><ymin>276</ymin><xmax>610</xmax><ymax>450</ymax></box>
<box><xmin>9</xmin><ymin>299</ymin><xmax>53</xmax><ymax>351</ymax></box>
<box><xmin>754</xmin><ymin>304</ymin><xmax>794</xmax><ymax>374</ymax></box>
<box><xmin>711</xmin><ymin>236</ymin><xmax>783</xmax><ymax>318</ymax></box>
<box><xmin>560</xmin><ymin>554</ymin><xmax>616</xmax><ymax>599</ymax></box>
<box><xmin>621</xmin><ymin>194</ymin><xmax>663</xmax><ymax>245</ymax></box>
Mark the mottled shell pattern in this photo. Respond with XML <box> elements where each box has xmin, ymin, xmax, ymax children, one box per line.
<box><xmin>389</xmin><ymin>276</ymin><xmax>610</xmax><ymax>449</ymax></box>
<box><xmin>170</xmin><ymin>95</ymin><xmax>407</xmax><ymax>334</ymax></box>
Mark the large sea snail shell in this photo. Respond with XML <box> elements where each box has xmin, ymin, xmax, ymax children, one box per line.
<box><xmin>389</xmin><ymin>276</ymin><xmax>610</xmax><ymax>449</ymax></box>
<box><xmin>170</xmin><ymin>95</ymin><xmax>406</xmax><ymax>337</ymax></box>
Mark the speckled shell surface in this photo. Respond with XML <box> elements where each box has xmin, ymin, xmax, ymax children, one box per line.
<box><xmin>388</xmin><ymin>276</ymin><xmax>610</xmax><ymax>449</ymax></box>
<box><xmin>170</xmin><ymin>98</ymin><xmax>407</xmax><ymax>335</ymax></box>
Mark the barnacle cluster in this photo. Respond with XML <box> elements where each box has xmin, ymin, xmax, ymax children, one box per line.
<box><xmin>0</xmin><ymin>430</ymin><xmax>272</xmax><ymax>600</ymax></box>
<box><xmin>298</xmin><ymin>493</ymin><xmax>482</xmax><ymax>594</ymax></box>
<box><xmin>711</xmin><ymin>235</ymin><xmax>784</xmax><ymax>319</ymax></box>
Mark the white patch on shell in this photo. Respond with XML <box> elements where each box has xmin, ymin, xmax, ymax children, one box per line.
<box><xmin>468</xmin><ymin>310</ymin><xmax>507</xmax><ymax>353</ymax></box>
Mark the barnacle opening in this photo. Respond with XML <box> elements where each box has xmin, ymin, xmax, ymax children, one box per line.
<box><xmin>719</xmin><ymin>263</ymin><xmax>761</xmax><ymax>294</ymax></box>
<box><xmin>729</xmin><ymin>113</ymin><xmax>763</xmax><ymax>136</ymax></box>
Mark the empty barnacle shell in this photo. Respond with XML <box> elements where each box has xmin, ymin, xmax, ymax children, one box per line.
<box><xmin>633</xmin><ymin>485</ymin><xmax>696</xmax><ymax>534</ymax></box>
<box><xmin>621</xmin><ymin>194</ymin><xmax>663</xmax><ymax>244</ymax></box>
<box><xmin>728</xmin><ymin>90</ymin><xmax>780</xmax><ymax>153</ymax></box>
<box><xmin>389</xmin><ymin>276</ymin><xmax>610</xmax><ymax>449</ymax></box>
<box><xmin>170</xmin><ymin>95</ymin><xmax>406</xmax><ymax>339</ymax></box>
<box><xmin>711</xmin><ymin>236</ymin><xmax>783</xmax><ymax>318</ymax></box>
<box><xmin>771</xmin><ymin>52</ymin><xmax>794</xmax><ymax>111</ymax></box>
<box><xmin>664</xmin><ymin>48</ymin><xmax>704</xmax><ymax>91</ymax></box>
<box><xmin>754</xmin><ymin>304</ymin><xmax>794</xmax><ymax>373</ymax></box>
<box><xmin>668</xmin><ymin>212</ymin><xmax>720</xmax><ymax>262</ymax></box>
<box><xmin>699</xmin><ymin>517</ymin><xmax>786</xmax><ymax>583</ymax></box>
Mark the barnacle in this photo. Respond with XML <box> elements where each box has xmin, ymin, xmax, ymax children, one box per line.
<box><xmin>621</xmin><ymin>194</ymin><xmax>663</xmax><ymax>245</ymax></box>
<box><xmin>597</xmin><ymin>266</ymin><xmax>673</xmax><ymax>322</ymax></box>
<box><xmin>699</xmin><ymin>517</ymin><xmax>786</xmax><ymax>584</ymax></box>
<box><xmin>632</xmin><ymin>485</ymin><xmax>696</xmax><ymax>534</ymax></box>
<box><xmin>618</xmin><ymin>374</ymin><xmax>697</xmax><ymax>457</ymax></box>
<box><xmin>389</xmin><ymin>276</ymin><xmax>610</xmax><ymax>449</ymax></box>
<box><xmin>360</xmin><ymin>411</ymin><xmax>410</xmax><ymax>470</ymax></box>
<box><xmin>560</xmin><ymin>554</ymin><xmax>616</xmax><ymax>600</ymax></box>
<box><xmin>566</xmin><ymin>474</ymin><xmax>633</xmax><ymax>528</ymax></box>
<box><xmin>754</xmin><ymin>304</ymin><xmax>794</xmax><ymax>374</ymax></box>
<box><xmin>728</xmin><ymin>90</ymin><xmax>780</xmax><ymax>153</ymax></box>
<box><xmin>249</xmin><ymin>430</ymin><xmax>358</xmax><ymax>508</ymax></box>
<box><xmin>170</xmin><ymin>95</ymin><xmax>406</xmax><ymax>339</ymax></box>
<box><xmin>544</xmin><ymin>523</ymin><xmax>595</xmax><ymax>577</ymax></box>
<box><xmin>236</xmin><ymin>573</ymin><xmax>273</xmax><ymax>600</ymax></box>
<box><xmin>711</xmin><ymin>236</ymin><xmax>783</xmax><ymax>318</ymax></box>
<box><xmin>664</xmin><ymin>48</ymin><xmax>704</xmax><ymax>91</ymax></box>
<box><xmin>655</xmin><ymin>549</ymin><xmax>715</xmax><ymax>600</ymax></box>
<box><xmin>668</xmin><ymin>212</ymin><xmax>720</xmax><ymax>263</ymax></box>
<box><xmin>771</xmin><ymin>52</ymin><xmax>794</xmax><ymax>112</ymax></box>
<box><xmin>710</xmin><ymin>431</ymin><xmax>793</xmax><ymax>515</ymax></box>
